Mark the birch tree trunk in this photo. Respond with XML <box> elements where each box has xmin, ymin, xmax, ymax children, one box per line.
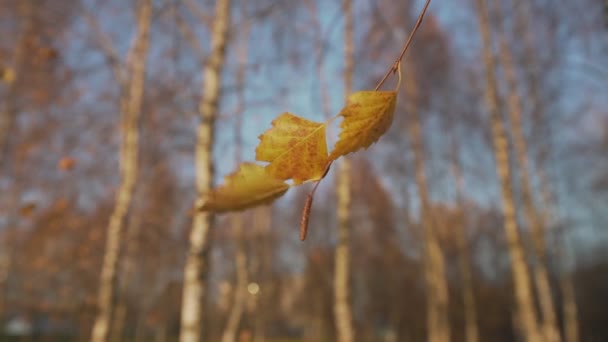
<box><xmin>252</xmin><ymin>206</ymin><xmax>272</xmax><ymax>342</ymax></box>
<box><xmin>111</xmin><ymin>200</ymin><xmax>144</xmax><ymax>342</ymax></box>
<box><xmin>560</xmin><ymin>264</ymin><xmax>579</xmax><ymax>342</ymax></box>
<box><xmin>91</xmin><ymin>1</ymin><xmax>152</xmax><ymax>341</ymax></box>
<box><xmin>497</xmin><ymin>26</ymin><xmax>560</xmax><ymax>342</ymax></box>
<box><xmin>474</xmin><ymin>0</ymin><xmax>542</xmax><ymax>340</ymax></box>
<box><xmin>512</xmin><ymin>3</ymin><xmax>562</xmax><ymax>339</ymax></box>
<box><xmin>538</xmin><ymin>170</ymin><xmax>579</xmax><ymax>342</ymax></box>
<box><xmin>404</xmin><ymin>64</ymin><xmax>450</xmax><ymax>342</ymax></box>
<box><xmin>553</xmin><ymin>226</ymin><xmax>579</xmax><ymax>342</ymax></box>
<box><xmin>334</xmin><ymin>0</ymin><xmax>355</xmax><ymax>341</ymax></box>
<box><xmin>449</xmin><ymin>136</ymin><xmax>478</xmax><ymax>342</ymax></box>
<box><xmin>221</xmin><ymin>215</ymin><xmax>248</xmax><ymax>342</ymax></box>
<box><xmin>180</xmin><ymin>0</ymin><xmax>230</xmax><ymax>341</ymax></box>
<box><xmin>221</xmin><ymin>28</ymin><xmax>249</xmax><ymax>338</ymax></box>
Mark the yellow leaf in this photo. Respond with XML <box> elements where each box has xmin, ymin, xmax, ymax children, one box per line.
<box><xmin>1</xmin><ymin>67</ymin><xmax>16</xmax><ymax>84</ymax></box>
<box><xmin>199</xmin><ymin>163</ymin><xmax>289</xmax><ymax>212</ymax></box>
<box><xmin>329</xmin><ymin>91</ymin><xmax>397</xmax><ymax>160</ymax></box>
<box><xmin>256</xmin><ymin>112</ymin><xmax>328</xmax><ymax>185</ymax></box>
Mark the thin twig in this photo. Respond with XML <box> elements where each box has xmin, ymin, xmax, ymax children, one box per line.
<box><xmin>299</xmin><ymin>162</ymin><xmax>332</xmax><ymax>241</ymax></box>
<box><xmin>183</xmin><ymin>0</ymin><xmax>214</xmax><ymax>29</ymax></box>
<box><xmin>375</xmin><ymin>0</ymin><xmax>432</xmax><ymax>91</ymax></box>
<box><xmin>83</xmin><ymin>11</ymin><xmax>127</xmax><ymax>86</ymax></box>
<box><xmin>173</xmin><ymin>10</ymin><xmax>207</xmax><ymax>64</ymax></box>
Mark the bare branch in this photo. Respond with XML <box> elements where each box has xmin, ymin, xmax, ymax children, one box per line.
<box><xmin>375</xmin><ymin>0</ymin><xmax>432</xmax><ymax>90</ymax></box>
<box><xmin>173</xmin><ymin>10</ymin><xmax>207</xmax><ymax>64</ymax></box>
<box><xmin>82</xmin><ymin>11</ymin><xmax>128</xmax><ymax>86</ymax></box>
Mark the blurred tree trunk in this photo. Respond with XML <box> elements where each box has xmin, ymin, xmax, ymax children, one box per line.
<box><xmin>474</xmin><ymin>0</ymin><xmax>541</xmax><ymax>341</ymax></box>
<box><xmin>110</xmin><ymin>305</ymin><xmax>127</xmax><ymax>342</ymax></box>
<box><xmin>559</xmin><ymin>260</ymin><xmax>579</xmax><ymax>342</ymax></box>
<box><xmin>449</xmin><ymin>134</ymin><xmax>478</xmax><ymax>342</ymax></box>
<box><xmin>404</xmin><ymin>62</ymin><xmax>450</xmax><ymax>342</ymax></box>
<box><xmin>497</xmin><ymin>23</ymin><xmax>560</xmax><ymax>342</ymax></box>
<box><xmin>221</xmin><ymin>216</ymin><xmax>248</xmax><ymax>342</ymax></box>
<box><xmin>0</xmin><ymin>250</ymin><xmax>8</xmax><ymax>320</ymax></box>
<box><xmin>251</xmin><ymin>206</ymin><xmax>271</xmax><ymax>342</ymax></box>
<box><xmin>0</xmin><ymin>1</ymin><xmax>34</xmax><ymax>323</ymax></box>
<box><xmin>91</xmin><ymin>1</ymin><xmax>152</xmax><ymax>341</ymax></box>
<box><xmin>513</xmin><ymin>0</ymin><xmax>542</xmax><ymax>129</ymax></box>
<box><xmin>500</xmin><ymin>1</ymin><xmax>562</xmax><ymax>340</ymax></box>
<box><xmin>131</xmin><ymin>314</ymin><xmax>142</xmax><ymax>342</ymax></box>
<box><xmin>0</xmin><ymin>2</ymin><xmax>32</xmax><ymax>167</ymax></box>
<box><xmin>155</xmin><ymin>325</ymin><xmax>167</xmax><ymax>342</ymax></box>
<box><xmin>552</xmin><ymin>228</ymin><xmax>579</xmax><ymax>342</ymax></box>
<box><xmin>334</xmin><ymin>0</ymin><xmax>355</xmax><ymax>341</ymax></box>
<box><xmin>221</xmin><ymin>11</ymin><xmax>249</xmax><ymax>340</ymax></box>
<box><xmin>538</xmin><ymin>169</ymin><xmax>579</xmax><ymax>342</ymax></box>
<box><xmin>180</xmin><ymin>0</ymin><xmax>230</xmax><ymax>341</ymax></box>
<box><xmin>111</xmin><ymin>201</ymin><xmax>144</xmax><ymax>342</ymax></box>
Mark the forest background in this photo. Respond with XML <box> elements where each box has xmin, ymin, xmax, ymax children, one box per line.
<box><xmin>0</xmin><ymin>0</ymin><xmax>607</xmax><ymax>341</ymax></box>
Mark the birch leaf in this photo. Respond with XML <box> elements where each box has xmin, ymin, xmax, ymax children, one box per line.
<box><xmin>256</xmin><ymin>112</ymin><xmax>328</xmax><ymax>185</ymax></box>
<box><xmin>199</xmin><ymin>163</ymin><xmax>289</xmax><ymax>212</ymax></box>
<box><xmin>329</xmin><ymin>91</ymin><xmax>397</xmax><ymax>160</ymax></box>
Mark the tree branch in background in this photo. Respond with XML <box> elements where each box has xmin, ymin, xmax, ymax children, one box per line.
<box><xmin>83</xmin><ymin>11</ymin><xmax>129</xmax><ymax>86</ymax></box>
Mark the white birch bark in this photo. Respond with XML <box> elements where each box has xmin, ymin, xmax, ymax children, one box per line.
<box><xmin>179</xmin><ymin>0</ymin><xmax>231</xmax><ymax>341</ymax></box>
<box><xmin>474</xmin><ymin>0</ymin><xmax>542</xmax><ymax>340</ymax></box>
<box><xmin>404</xmin><ymin>66</ymin><xmax>450</xmax><ymax>342</ymax></box>
<box><xmin>334</xmin><ymin>0</ymin><xmax>355</xmax><ymax>341</ymax></box>
<box><xmin>91</xmin><ymin>1</ymin><xmax>152</xmax><ymax>341</ymax></box>
<box><xmin>449</xmin><ymin>136</ymin><xmax>478</xmax><ymax>342</ymax></box>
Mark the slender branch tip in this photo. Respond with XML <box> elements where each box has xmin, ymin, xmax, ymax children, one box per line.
<box><xmin>375</xmin><ymin>0</ymin><xmax>432</xmax><ymax>91</ymax></box>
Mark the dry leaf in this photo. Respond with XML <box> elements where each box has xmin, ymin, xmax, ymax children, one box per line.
<box><xmin>329</xmin><ymin>91</ymin><xmax>397</xmax><ymax>160</ymax></box>
<box><xmin>199</xmin><ymin>163</ymin><xmax>289</xmax><ymax>212</ymax></box>
<box><xmin>58</xmin><ymin>156</ymin><xmax>76</xmax><ymax>171</ymax></box>
<box><xmin>1</xmin><ymin>67</ymin><xmax>16</xmax><ymax>84</ymax></box>
<box><xmin>19</xmin><ymin>202</ymin><xmax>37</xmax><ymax>217</ymax></box>
<box><xmin>256</xmin><ymin>112</ymin><xmax>328</xmax><ymax>184</ymax></box>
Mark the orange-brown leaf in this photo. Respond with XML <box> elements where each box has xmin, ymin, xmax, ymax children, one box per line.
<box><xmin>58</xmin><ymin>156</ymin><xmax>76</xmax><ymax>171</ymax></box>
<box><xmin>199</xmin><ymin>163</ymin><xmax>289</xmax><ymax>213</ymax></box>
<box><xmin>19</xmin><ymin>202</ymin><xmax>37</xmax><ymax>217</ymax></box>
<box><xmin>256</xmin><ymin>113</ymin><xmax>328</xmax><ymax>184</ymax></box>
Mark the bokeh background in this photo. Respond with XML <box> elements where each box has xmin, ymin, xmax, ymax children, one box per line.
<box><xmin>0</xmin><ymin>0</ymin><xmax>607</xmax><ymax>341</ymax></box>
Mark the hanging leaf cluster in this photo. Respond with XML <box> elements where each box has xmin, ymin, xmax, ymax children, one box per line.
<box><xmin>196</xmin><ymin>0</ymin><xmax>432</xmax><ymax>241</ymax></box>
<box><xmin>199</xmin><ymin>90</ymin><xmax>398</xmax><ymax>214</ymax></box>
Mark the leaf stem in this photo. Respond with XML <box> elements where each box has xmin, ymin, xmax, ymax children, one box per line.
<box><xmin>300</xmin><ymin>161</ymin><xmax>332</xmax><ymax>240</ymax></box>
<box><xmin>374</xmin><ymin>0</ymin><xmax>432</xmax><ymax>91</ymax></box>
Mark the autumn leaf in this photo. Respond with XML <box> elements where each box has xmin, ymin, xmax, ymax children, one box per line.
<box><xmin>329</xmin><ymin>91</ymin><xmax>397</xmax><ymax>160</ymax></box>
<box><xmin>199</xmin><ymin>163</ymin><xmax>289</xmax><ymax>212</ymax></box>
<box><xmin>58</xmin><ymin>156</ymin><xmax>76</xmax><ymax>171</ymax></box>
<box><xmin>256</xmin><ymin>112</ymin><xmax>328</xmax><ymax>184</ymax></box>
<box><xmin>1</xmin><ymin>67</ymin><xmax>16</xmax><ymax>84</ymax></box>
<box><xmin>19</xmin><ymin>202</ymin><xmax>37</xmax><ymax>217</ymax></box>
